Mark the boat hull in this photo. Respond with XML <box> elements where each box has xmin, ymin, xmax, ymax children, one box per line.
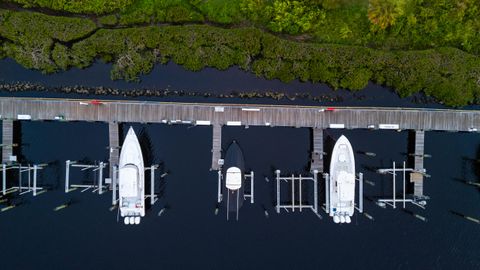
<box><xmin>329</xmin><ymin>135</ymin><xmax>355</xmax><ymax>223</ymax></box>
<box><xmin>119</xmin><ymin>127</ymin><xmax>145</xmax><ymax>223</ymax></box>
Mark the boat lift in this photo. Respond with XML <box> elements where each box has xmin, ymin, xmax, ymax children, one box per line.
<box><xmin>217</xmin><ymin>170</ymin><xmax>254</xmax><ymax>204</ymax></box>
<box><xmin>1</xmin><ymin>163</ymin><xmax>48</xmax><ymax>196</ymax></box>
<box><xmin>64</xmin><ymin>160</ymin><xmax>107</xmax><ymax>194</ymax></box>
<box><xmin>275</xmin><ymin>170</ymin><xmax>320</xmax><ymax>216</ymax></box>
<box><xmin>376</xmin><ymin>161</ymin><xmax>429</xmax><ymax>209</ymax></box>
<box><xmin>111</xmin><ymin>164</ymin><xmax>161</xmax><ymax>206</ymax></box>
<box><xmin>323</xmin><ymin>172</ymin><xmax>364</xmax><ymax>214</ymax></box>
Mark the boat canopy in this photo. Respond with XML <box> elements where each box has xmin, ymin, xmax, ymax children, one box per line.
<box><xmin>226</xmin><ymin>167</ymin><xmax>242</xmax><ymax>190</ymax></box>
<box><xmin>119</xmin><ymin>165</ymin><xmax>139</xmax><ymax>197</ymax></box>
<box><xmin>337</xmin><ymin>171</ymin><xmax>355</xmax><ymax>202</ymax></box>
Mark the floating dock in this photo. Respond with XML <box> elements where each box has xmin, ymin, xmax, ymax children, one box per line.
<box><xmin>108</xmin><ymin>122</ymin><xmax>120</xmax><ymax>178</ymax></box>
<box><xmin>211</xmin><ymin>124</ymin><xmax>222</xmax><ymax>170</ymax></box>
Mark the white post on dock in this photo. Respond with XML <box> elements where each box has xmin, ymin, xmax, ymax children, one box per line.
<box><xmin>276</xmin><ymin>170</ymin><xmax>280</xmax><ymax>214</ymax></box>
<box><xmin>33</xmin><ymin>165</ymin><xmax>38</xmax><ymax>196</ymax></box>
<box><xmin>313</xmin><ymin>170</ymin><xmax>318</xmax><ymax>214</ymax></box>
<box><xmin>28</xmin><ymin>164</ymin><xmax>31</xmax><ymax>191</ymax></box>
<box><xmin>217</xmin><ymin>170</ymin><xmax>222</xmax><ymax>203</ymax></box>
<box><xmin>299</xmin><ymin>174</ymin><xmax>302</xmax><ymax>212</ymax></box>
<box><xmin>112</xmin><ymin>165</ymin><xmax>117</xmax><ymax>205</ymax></box>
<box><xmin>358</xmin><ymin>172</ymin><xmax>363</xmax><ymax>213</ymax></box>
<box><xmin>393</xmin><ymin>161</ymin><xmax>396</xmax><ymax>209</ymax></box>
<box><xmin>250</xmin><ymin>171</ymin><xmax>254</xmax><ymax>204</ymax></box>
<box><xmin>291</xmin><ymin>174</ymin><xmax>295</xmax><ymax>212</ymax></box>
<box><xmin>2</xmin><ymin>163</ymin><xmax>6</xmax><ymax>195</ymax></box>
<box><xmin>324</xmin><ymin>173</ymin><xmax>329</xmax><ymax>214</ymax></box>
<box><xmin>403</xmin><ymin>161</ymin><xmax>406</xmax><ymax>209</ymax></box>
<box><xmin>65</xmin><ymin>160</ymin><xmax>70</xmax><ymax>193</ymax></box>
<box><xmin>98</xmin><ymin>162</ymin><xmax>104</xmax><ymax>195</ymax></box>
<box><xmin>150</xmin><ymin>165</ymin><xmax>155</xmax><ymax>205</ymax></box>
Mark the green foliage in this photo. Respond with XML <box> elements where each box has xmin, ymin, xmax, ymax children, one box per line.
<box><xmin>190</xmin><ymin>0</ymin><xmax>243</xmax><ymax>24</ymax></box>
<box><xmin>367</xmin><ymin>0</ymin><xmax>405</xmax><ymax>30</ymax></box>
<box><xmin>9</xmin><ymin>0</ymin><xmax>135</xmax><ymax>14</ymax></box>
<box><xmin>98</xmin><ymin>14</ymin><xmax>118</xmax><ymax>25</ymax></box>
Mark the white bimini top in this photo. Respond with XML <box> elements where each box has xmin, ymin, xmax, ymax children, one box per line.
<box><xmin>225</xmin><ymin>167</ymin><xmax>242</xmax><ymax>190</ymax></box>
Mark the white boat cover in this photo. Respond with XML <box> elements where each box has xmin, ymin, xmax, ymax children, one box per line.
<box><xmin>226</xmin><ymin>167</ymin><xmax>242</xmax><ymax>190</ymax></box>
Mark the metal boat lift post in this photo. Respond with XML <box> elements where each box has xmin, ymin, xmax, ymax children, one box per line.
<box><xmin>1</xmin><ymin>163</ymin><xmax>47</xmax><ymax>196</ymax></box>
<box><xmin>64</xmin><ymin>160</ymin><xmax>107</xmax><ymax>194</ymax></box>
<box><xmin>275</xmin><ymin>170</ymin><xmax>319</xmax><ymax>215</ymax></box>
<box><xmin>376</xmin><ymin>161</ymin><xmax>428</xmax><ymax>209</ymax></box>
<box><xmin>323</xmin><ymin>172</ymin><xmax>363</xmax><ymax>214</ymax></box>
<box><xmin>111</xmin><ymin>164</ymin><xmax>161</xmax><ymax>206</ymax></box>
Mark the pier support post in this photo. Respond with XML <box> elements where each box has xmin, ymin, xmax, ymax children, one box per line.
<box><xmin>217</xmin><ymin>170</ymin><xmax>222</xmax><ymax>203</ymax></box>
<box><xmin>33</xmin><ymin>165</ymin><xmax>38</xmax><ymax>196</ymax></box>
<box><xmin>275</xmin><ymin>170</ymin><xmax>280</xmax><ymax>214</ymax></box>
<box><xmin>358</xmin><ymin>173</ymin><xmax>363</xmax><ymax>213</ymax></box>
<box><xmin>2</xmin><ymin>164</ymin><xmax>6</xmax><ymax>195</ymax></box>
<box><xmin>98</xmin><ymin>162</ymin><xmax>104</xmax><ymax>195</ymax></box>
<box><xmin>65</xmin><ymin>160</ymin><xmax>70</xmax><ymax>193</ymax></box>
<box><xmin>324</xmin><ymin>173</ymin><xmax>329</xmax><ymax>214</ymax></box>
<box><xmin>313</xmin><ymin>170</ymin><xmax>318</xmax><ymax>213</ymax></box>
<box><xmin>112</xmin><ymin>165</ymin><xmax>117</xmax><ymax>205</ymax></box>
<box><xmin>150</xmin><ymin>165</ymin><xmax>155</xmax><ymax>205</ymax></box>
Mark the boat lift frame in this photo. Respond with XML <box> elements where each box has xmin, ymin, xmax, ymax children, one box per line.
<box><xmin>323</xmin><ymin>172</ymin><xmax>364</xmax><ymax>214</ymax></box>
<box><xmin>64</xmin><ymin>160</ymin><xmax>107</xmax><ymax>194</ymax></box>
<box><xmin>217</xmin><ymin>170</ymin><xmax>255</xmax><ymax>204</ymax></box>
<box><xmin>376</xmin><ymin>161</ymin><xmax>428</xmax><ymax>209</ymax></box>
<box><xmin>275</xmin><ymin>170</ymin><xmax>319</xmax><ymax>216</ymax></box>
<box><xmin>1</xmin><ymin>163</ymin><xmax>47</xmax><ymax>196</ymax></box>
<box><xmin>111</xmin><ymin>164</ymin><xmax>161</xmax><ymax>206</ymax></box>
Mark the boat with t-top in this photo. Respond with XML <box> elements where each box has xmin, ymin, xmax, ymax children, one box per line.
<box><xmin>329</xmin><ymin>135</ymin><xmax>356</xmax><ymax>224</ymax></box>
<box><xmin>119</xmin><ymin>127</ymin><xmax>145</xmax><ymax>225</ymax></box>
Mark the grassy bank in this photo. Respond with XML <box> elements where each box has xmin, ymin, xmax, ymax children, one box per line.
<box><xmin>0</xmin><ymin>2</ymin><xmax>480</xmax><ymax>106</ymax></box>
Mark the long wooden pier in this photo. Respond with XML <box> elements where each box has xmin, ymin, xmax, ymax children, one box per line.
<box><xmin>211</xmin><ymin>124</ymin><xmax>222</xmax><ymax>170</ymax></box>
<box><xmin>0</xmin><ymin>97</ymin><xmax>479</xmax><ymax>131</ymax></box>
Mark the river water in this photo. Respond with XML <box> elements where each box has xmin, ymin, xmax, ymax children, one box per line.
<box><xmin>0</xmin><ymin>59</ymin><xmax>479</xmax><ymax>270</ymax></box>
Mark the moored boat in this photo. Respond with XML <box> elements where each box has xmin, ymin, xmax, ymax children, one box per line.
<box><xmin>222</xmin><ymin>140</ymin><xmax>245</xmax><ymax>221</ymax></box>
<box><xmin>329</xmin><ymin>135</ymin><xmax>355</xmax><ymax>224</ymax></box>
<box><xmin>119</xmin><ymin>127</ymin><xmax>145</xmax><ymax>225</ymax></box>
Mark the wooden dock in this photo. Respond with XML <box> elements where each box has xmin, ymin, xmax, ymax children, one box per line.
<box><xmin>0</xmin><ymin>97</ymin><xmax>479</xmax><ymax>131</ymax></box>
<box><xmin>310</xmin><ymin>128</ymin><xmax>323</xmax><ymax>173</ymax></box>
<box><xmin>108</xmin><ymin>122</ymin><xmax>119</xmax><ymax>177</ymax></box>
<box><xmin>211</xmin><ymin>124</ymin><xmax>222</xmax><ymax>170</ymax></box>
<box><xmin>413</xmin><ymin>130</ymin><xmax>425</xmax><ymax>197</ymax></box>
<box><xmin>2</xmin><ymin>120</ymin><xmax>13</xmax><ymax>163</ymax></box>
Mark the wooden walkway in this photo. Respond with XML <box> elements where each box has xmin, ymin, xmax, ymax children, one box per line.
<box><xmin>413</xmin><ymin>130</ymin><xmax>425</xmax><ymax>197</ymax></box>
<box><xmin>0</xmin><ymin>97</ymin><xmax>479</xmax><ymax>131</ymax></box>
<box><xmin>1</xmin><ymin>119</ymin><xmax>13</xmax><ymax>163</ymax></box>
<box><xmin>108</xmin><ymin>122</ymin><xmax>119</xmax><ymax>177</ymax></box>
<box><xmin>310</xmin><ymin>128</ymin><xmax>323</xmax><ymax>173</ymax></box>
<box><xmin>211</xmin><ymin>124</ymin><xmax>222</xmax><ymax>170</ymax></box>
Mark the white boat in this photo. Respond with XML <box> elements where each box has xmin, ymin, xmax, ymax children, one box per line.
<box><xmin>329</xmin><ymin>135</ymin><xmax>355</xmax><ymax>224</ymax></box>
<box><xmin>223</xmin><ymin>141</ymin><xmax>245</xmax><ymax>221</ymax></box>
<box><xmin>119</xmin><ymin>127</ymin><xmax>145</xmax><ymax>225</ymax></box>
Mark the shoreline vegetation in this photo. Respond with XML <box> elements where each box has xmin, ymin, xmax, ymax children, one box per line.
<box><xmin>0</xmin><ymin>81</ymin><xmax>438</xmax><ymax>104</ymax></box>
<box><xmin>0</xmin><ymin>1</ymin><xmax>479</xmax><ymax>106</ymax></box>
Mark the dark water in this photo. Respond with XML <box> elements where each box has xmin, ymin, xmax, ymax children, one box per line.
<box><xmin>0</xmin><ymin>60</ymin><xmax>479</xmax><ymax>269</ymax></box>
